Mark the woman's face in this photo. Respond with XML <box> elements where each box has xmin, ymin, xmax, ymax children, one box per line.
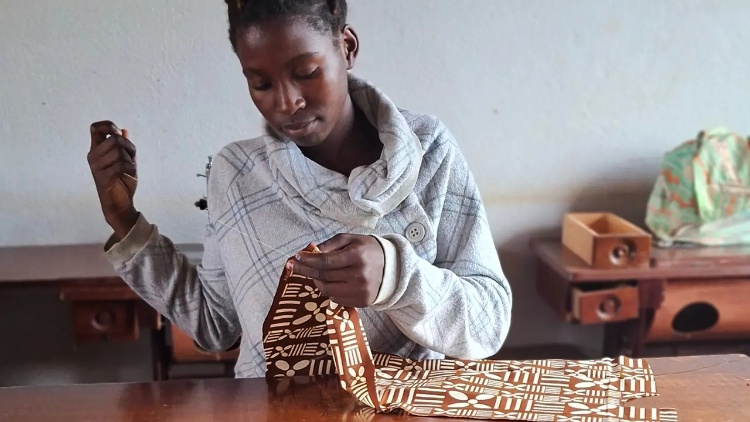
<box><xmin>235</xmin><ymin>18</ymin><xmax>358</xmax><ymax>148</ymax></box>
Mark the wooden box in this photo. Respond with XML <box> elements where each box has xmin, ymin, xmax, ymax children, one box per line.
<box><xmin>562</xmin><ymin>213</ymin><xmax>652</xmax><ymax>269</ymax></box>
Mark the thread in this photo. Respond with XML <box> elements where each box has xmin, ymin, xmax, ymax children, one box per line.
<box><xmin>91</xmin><ymin>127</ymin><xmax>288</xmax><ymax>259</ymax></box>
<box><xmin>203</xmin><ymin>213</ymin><xmax>290</xmax><ymax>259</ymax></box>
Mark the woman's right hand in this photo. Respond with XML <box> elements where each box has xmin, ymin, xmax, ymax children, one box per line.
<box><xmin>87</xmin><ymin>120</ymin><xmax>139</xmax><ymax>239</ymax></box>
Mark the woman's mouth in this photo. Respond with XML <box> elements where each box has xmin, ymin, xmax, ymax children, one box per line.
<box><xmin>282</xmin><ymin>119</ymin><xmax>316</xmax><ymax>137</ymax></box>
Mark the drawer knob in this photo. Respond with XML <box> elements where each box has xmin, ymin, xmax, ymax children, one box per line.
<box><xmin>598</xmin><ymin>296</ymin><xmax>622</xmax><ymax>319</ymax></box>
<box><xmin>610</xmin><ymin>240</ymin><xmax>636</xmax><ymax>266</ymax></box>
<box><xmin>613</xmin><ymin>245</ymin><xmax>629</xmax><ymax>258</ymax></box>
<box><xmin>92</xmin><ymin>310</ymin><xmax>115</xmax><ymax>331</ymax></box>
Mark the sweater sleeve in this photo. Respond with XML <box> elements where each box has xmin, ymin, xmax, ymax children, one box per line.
<box><xmin>369</xmin><ymin>124</ymin><xmax>512</xmax><ymax>360</ymax></box>
<box><xmin>102</xmin><ymin>156</ymin><xmax>241</xmax><ymax>352</ymax></box>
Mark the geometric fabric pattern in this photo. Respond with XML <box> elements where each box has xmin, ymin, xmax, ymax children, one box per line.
<box><xmin>263</xmin><ymin>244</ymin><xmax>678</xmax><ymax>421</ymax></box>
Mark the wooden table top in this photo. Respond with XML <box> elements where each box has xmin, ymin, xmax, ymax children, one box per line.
<box><xmin>531</xmin><ymin>239</ymin><xmax>750</xmax><ymax>282</ymax></box>
<box><xmin>0</xmin><ymin>243</ymin><xmax>203</xmax><ymax>286</ymax></box>
<box><xmin>1</xmin><ymin>354</ymin><xmax>748</xmax><ymax>421</ymax></box>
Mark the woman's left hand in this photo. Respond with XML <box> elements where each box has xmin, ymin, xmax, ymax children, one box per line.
<box><xmin>289</xmin><ymin>234</ymin><xmax>385</xmax><ymax>307</ymax></box>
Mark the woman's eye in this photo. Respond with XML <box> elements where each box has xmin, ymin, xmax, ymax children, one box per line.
<box><xmin>250</xmin><ymin>81</ymin><xmax>271</xmax><ymax>91</ymax></box>
<box><xmin>297</xmin><ymin>68</ymin><xmax>319</xmax><ymax>79</ymax></box>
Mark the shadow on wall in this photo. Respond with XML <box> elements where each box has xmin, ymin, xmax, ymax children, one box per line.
<box><xmin>567</xmin><ymin>179</ymin><xmax>655</xmax><ymax>230</ymax></box>
<box><xmin>496</xmin><ymin>172</ymin><xmax>657</xmax><ymax>358</ymax></box>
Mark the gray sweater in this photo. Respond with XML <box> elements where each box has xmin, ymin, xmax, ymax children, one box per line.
<box><xmin>104</xmin><ymin>73</ymin><xmax>512</xmax><ymax>378</ymax></box>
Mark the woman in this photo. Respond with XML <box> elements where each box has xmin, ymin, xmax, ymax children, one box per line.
<box><xmin>87</xmin><ymin>0</ymin><xmax>512</xmax><ymax>378</ymax></box>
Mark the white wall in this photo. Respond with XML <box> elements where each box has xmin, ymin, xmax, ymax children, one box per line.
<box><xmin>2</xmin><ymin>0</ymin><xmax>749</xmax><ymax>385</ymax></box>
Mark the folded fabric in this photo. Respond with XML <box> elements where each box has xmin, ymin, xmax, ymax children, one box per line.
<box><xmin>262</xmin><ymin>244</ymin><xmax>678</xmax><ymax>421</ymax></box>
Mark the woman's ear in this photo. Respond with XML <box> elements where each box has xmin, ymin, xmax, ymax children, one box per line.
<box><xmin>341</xmin><ymin>25</ymin><xmax>359</xmax><ymax>70</ymax></box>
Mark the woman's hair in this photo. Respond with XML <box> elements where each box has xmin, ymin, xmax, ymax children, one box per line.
<box><xmin>225</xmin><ymin>0</ymin><xmax>348</xmax><ymax>51</ymax></box>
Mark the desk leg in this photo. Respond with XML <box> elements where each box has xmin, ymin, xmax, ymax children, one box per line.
<box><xmin>623</xmin><ymin>314</ymin><xmax>648</xmax><ymax>357</ymax></box>
<box><xmin>603</xmin><ymin>280</ymin><xmax>664</xmax><ymax>358</ymax></box>
<box><xmin>603</xmin><ymin>323</ymin><xmax>624</xmax><ymax>357</ymax></box>
<box><xmin>603</xmin><ymin>321</ymin><xmax>644</xmax><ymax>357</ymax></box>
<box><xmin>151</xmin><ymin>323</ymin><xmax>169</xmax><ymax>381</ymax></box>
<box><xmin>223</xmin><ymin>362</ymin><xmax>236</xmax><ymax>378</ymax></box>
<box><xmin>603</xmin><ymin>316</ymin><xmax>646</xmax><ymax>358</ymax></box>
<box><xmin>619</xmin><ymin>279</ymin><xmax>665</xmax><ymax>358</ymax></box>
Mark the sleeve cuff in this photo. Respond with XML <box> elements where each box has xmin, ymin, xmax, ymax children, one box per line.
<box><xmin>371</xmin><ymin>235</ymin><xmax>400</xmax><ymax>306</ymax></box>
<box><xmin>104</xmin><ymin>212</ymin><xmax>154</xmax><ymax>265</ymax></box>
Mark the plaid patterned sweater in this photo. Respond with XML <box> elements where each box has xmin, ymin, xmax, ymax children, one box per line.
<box><xmin>104</xmin><ymin>73</ymin><xmax>512</xmax><ymax>378</ymax></box>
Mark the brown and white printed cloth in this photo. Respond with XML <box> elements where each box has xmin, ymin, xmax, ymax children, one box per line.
<box><xmin>262</xmin><ymin>244</ymin><xmax>678</xmax><ymax>421</ymax></box>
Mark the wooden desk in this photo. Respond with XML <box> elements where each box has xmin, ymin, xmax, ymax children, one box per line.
<box><xmin>532</xmin><ymin>239</ymin><xmax>750</xmax><ymax>357</ymax></box>
<box><xmin>1</xmin><ymin>354</ymin><xmax>747</xmax><ymax>421</ymax></box>
<box><xmin>0</xmin><ymin>243</ymin><xmax>237</xmax><ymax>381</ymax></box>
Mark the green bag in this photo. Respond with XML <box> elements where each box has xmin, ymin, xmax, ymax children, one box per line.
<box><xmin>645</xmin><ymin>128</ymin><xmax>750</xmax><ymax>247</ymax></box>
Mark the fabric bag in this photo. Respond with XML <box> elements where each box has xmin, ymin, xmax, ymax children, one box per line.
<box><xmin>645</xmin><ymin>128</ymin><xmax>750</xmax><ymax>247</ymax></box>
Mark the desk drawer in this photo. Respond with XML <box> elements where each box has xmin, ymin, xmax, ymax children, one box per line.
<box><xmin>60</xmin><ymin>283</ymin><xmax>160</xmax><ymax>344</ymax></box>
<box><xmin>71</xmin><ymin>301</ymin><xmax>138</xmax><ymax>343</ymax></box>
<box><xmin>571</xmin><ymin>285</ymin><xmax>639</xmax><ymax>324</ymax></box>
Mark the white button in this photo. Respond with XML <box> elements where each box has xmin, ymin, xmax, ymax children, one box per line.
<box><xmin>405</xmin><ymin>222</ymin><xmax>426</xmax><ymax>243</ymax></box>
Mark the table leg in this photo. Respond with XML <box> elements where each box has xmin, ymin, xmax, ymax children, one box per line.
<box><xmin>224</xmin><ymin>362</ymin><xmax>236</xmax><ymax>378</ymax></box>
<box><xmin>151</xmin><ymin>323</ymin><xmax>169</xmax><ymax>381</ymax></box>
<box><xmin>619</xmin><ymin>279</ymin><xmax>665</xmax><ymax>358</ymax></box>
<box><xmin>603</xmin><ymin>323</ymin><xmax>624</xmax><ymax>357</ymax></box>
<box><xmin>623</xmin><ymin>313</ymin><xmax>648</xmax><ymax>357</ymax></box>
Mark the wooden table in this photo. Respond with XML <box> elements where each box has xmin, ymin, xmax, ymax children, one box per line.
<box><xmin>0</xmin><ymin>243</ymin><xmax>237</xmax><ymax>381</ymax></box>
<box><xmin>532</xmin><ymin>239</ymin><xmax>750</xmax><ymax>357</ymax></box>
<box><xmin>1</xmin><ymin>354</ymin><xmax>748</xmax><ymax>421</ymax></box>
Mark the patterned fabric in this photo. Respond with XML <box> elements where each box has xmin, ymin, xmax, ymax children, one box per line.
<box><xmin>264</xmin><ymin>246</ymin><xmax>678</xmax><ymax>421</ymax></box>
<box><xmin>646</xmin><ymin>128</ymin><xmax>750</xmax><ymax>247</ymax></box>
<box><xmin>104</xmin><ymin>72</ymin><xmax>511</xmax><ymax>378</ymax></box>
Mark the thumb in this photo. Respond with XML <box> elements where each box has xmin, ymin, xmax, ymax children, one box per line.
<box><xmin>317</xmin><ymin>233</ymin><xmax>352</xmax><ymax>253</ymax></box>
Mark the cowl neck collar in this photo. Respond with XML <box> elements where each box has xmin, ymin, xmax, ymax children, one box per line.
<box><xmin>264</xmin><ymin>73</ymin><xmax>423</xmax><ymax>229</ymax></box>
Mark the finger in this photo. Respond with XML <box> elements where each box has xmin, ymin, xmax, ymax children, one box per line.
<box><xmin>311</xmin><ymin>278</ymin><xmax>329</xmax><ymax>297</ymax></box>
<box><xmin>121</xmin><ymin>163</ymin><xmax>138</xmax><ymax>192</ymax></box>
<box><xmin>327</xmin><ymin>295</ymin><xmax>368</xmax><ymax>308</ymax></box>
<box><xmin>317</xmin><ymin>233</ymin><xmax>353</xmax><ymax>253</ymax></box>
<box><xmin>90</xmin><ymin>120</ymin><xmax>122</xmax><ymax>148</ymax></box>
<box><xmin>91</xmin><ymin>147</ymin><xmax>124</xmax><ymax>171</ymax></box>
<box><xmin>117</xmin><ymin>131</ymin><xmax>136</xmax><ymax>162</ymax></box>
<box><xmin>101</xmin><ymin>161</ymin><xmax>137</xmax><ymax>183</ymax></box>
<box><xmin>317</xmin><ymin>283</ymin><xmax>367</xmax><ymax>307</ymax></box>
<box><xmin>312</xmin><ymin>278</ymin><xmax>350</xmax><ymax>299</ymax></box>
<box><xmin>296</xmin><ymin>249</ymin><xmax>357</xmax><ymax>271</ymax></box>
<box><xmin>88</xmin><ymin>137</ymin><xmax>120</xmax><ymax>163</ymax></box>
<box><xmin>111</xmin><ymin>134</ymin><xmax>135</xmax><ymax>164</ymax></box>
<box><xmin>123</xmin><ymin>161</ymin><xmax>137</xmax><ymax>178</ymax></box>
<box><xmin>291</xmin><ymin>260</ymin><xmax>351</xmax><ymax>283</ymax></box>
